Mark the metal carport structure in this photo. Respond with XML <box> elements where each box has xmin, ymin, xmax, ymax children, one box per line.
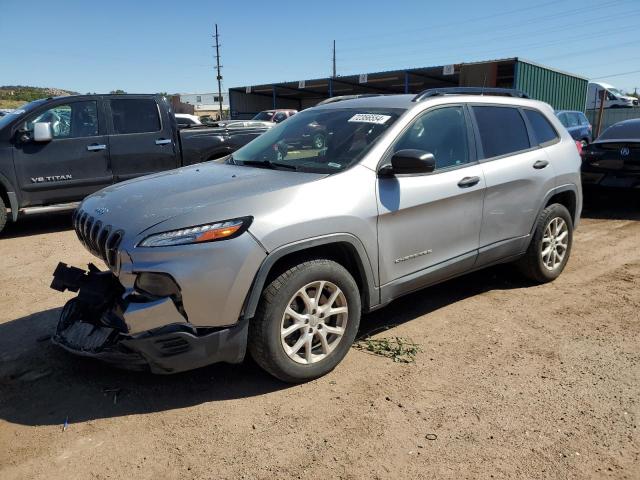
<box><xmin>229</xmin><ymin>58</ymin><xmax>588</xmax><ymax>119</ymax></box>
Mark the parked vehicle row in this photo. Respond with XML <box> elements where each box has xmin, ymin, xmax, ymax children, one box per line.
<box><xmin>581</xmin><ymin>118</ymin><xmax>640</xmax><ymax>189</ymax></box>
<box><xmin>0</xmin><ymin>94</ymin><xmax>272</xmax><ymax>233</ymax></box>
<box><xmin>51</xmin><ymin>88</ymin><xmax>582</xmax><ymax>383</ymax></box>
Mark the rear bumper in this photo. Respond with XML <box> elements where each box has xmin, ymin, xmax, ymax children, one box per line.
<box><xmin>50</xmin><ymin>263</ymin><xmax>248</xmax><ymax>374</ymax></box>
<box><xmin>582</xmin><ymin>171</ymin><xmax>640</xmax><ymax>189</ymax></box>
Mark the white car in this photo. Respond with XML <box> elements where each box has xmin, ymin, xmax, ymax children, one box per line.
<box><xmin>175</xmin><ymin>113</ymin><xmax>202</xmax><ymax>128</ymax></box>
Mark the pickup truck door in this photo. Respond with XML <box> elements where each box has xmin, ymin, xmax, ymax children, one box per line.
<box><xmin>12</xmin><ymin>98</ymin><xmax>113</xmax><ymax>206</ymax></box>
<box><xmin>106</xmin><ymin>96</ymin><xmax>179</xmax><ymax>181</ymax></box>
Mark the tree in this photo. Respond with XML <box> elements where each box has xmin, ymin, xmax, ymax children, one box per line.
<box><xmin>110</xmin><ymin>89</ymin><xmax>126</xmax><ymax>94</ymax></box>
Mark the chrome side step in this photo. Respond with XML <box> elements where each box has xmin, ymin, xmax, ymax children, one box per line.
<box><xmin>18</xmin><ymin>202</ymin><xmax>80</xmax><ymax>215</ymax></box>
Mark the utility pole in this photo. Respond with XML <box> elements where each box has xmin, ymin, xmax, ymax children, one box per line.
<box><xmin>213</xmin><ymin>24</ymin><xmax>223</xmax><ymax>119</ymax></box>
<box><xmin>596</xmin><ymin>89</ymin><xmax>606</xmax><ymax>137</ymax></box>
<box><xmin>332</xmin><ymin>40</ymin><xmax>336</xmax><ymax>78</ymax></box>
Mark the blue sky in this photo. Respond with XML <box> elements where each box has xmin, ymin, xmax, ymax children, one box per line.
<box><xmin>1</xmin><ymin>0</ymin><xmax>639</xmax><ymax>94</ymax></box>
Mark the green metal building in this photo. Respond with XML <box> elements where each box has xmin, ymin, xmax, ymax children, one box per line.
<box><xmin>229</xmin><ymin>57</ymin><xmax>588</xmax><ymax>119</ymax></box>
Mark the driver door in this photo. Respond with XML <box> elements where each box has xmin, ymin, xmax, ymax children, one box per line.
<box><xmin>377</xmin><ymin>105</ymin><xmax>485</xmax><ymax>295</ymax></box>
<box><xmin>13</xmin><ymin>99</ymin><xmax>113</xmax><ymax>206</ymax></box>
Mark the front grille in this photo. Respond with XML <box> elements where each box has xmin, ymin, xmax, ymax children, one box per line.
<box><xmin>72</xmin><ymin>209</ymin><xmax>123</xmax><ymax>269</ymax></box>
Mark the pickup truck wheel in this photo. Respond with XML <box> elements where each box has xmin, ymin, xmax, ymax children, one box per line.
<box><xmin>517</xmin><ymin>203</ymin><xmax>573</xmax><ymax>283</ymax></box>
<box><xmin>0</xmin><ymin>201</ymin><xmax>7</xmax><ymax>234</ymax></box>
<box><xmin>248</xmin><ymin>259</ymin><xmax>361</xmax><ymax>383</ymax></box>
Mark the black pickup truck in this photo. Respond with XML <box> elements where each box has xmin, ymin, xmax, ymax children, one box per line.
<box><xmin>0</xmin><ymin>94</ymin><xmax>270</xmax><ymax>233</ymax></box>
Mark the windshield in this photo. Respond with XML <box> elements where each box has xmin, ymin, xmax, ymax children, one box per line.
<box><xmin>0</xmin><ymin>99</ymin><xmax>48</xmax><ymax>130</ymax></box>
<box><xmin>253</xmin><ymin>111</ymin><xmax>275</xmax><ymax>121</ymax></box>
<box><xmin>609</xmin><ymin>88</ymin><xmax>626</xmax><ymax>98</ymax></box>
<box><xmin>231</xmin><ymin>108</ymin><xmax>403</xmax><ymax>173</ymax></box>
<box><xmin>599</xmin><ymin>121</ymin><xmax>640</xmax><ymax>140</ymax></box>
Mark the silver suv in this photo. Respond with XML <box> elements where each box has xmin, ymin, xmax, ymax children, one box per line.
<box><xmin>51</xmin><ymin>88</ymin><xmax>582</xmax><ymax>383</ymax></box>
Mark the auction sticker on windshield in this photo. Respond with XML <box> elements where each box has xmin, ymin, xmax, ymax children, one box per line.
<box><xmin>348</xmin><ymin>113</ymin><xmax>392</xmax><ymax>124</ymax></box>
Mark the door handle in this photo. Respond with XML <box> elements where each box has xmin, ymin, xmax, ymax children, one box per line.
<box><xmin>457</xmin><ymin>176</ymin><xmax>480</xmax><ymax>188</ymax></box>
<box><xmin>533</xmin><ymin>160</ymin><xmax>549</xmax><ymax>169</ymax></box>
<box><xmin>155</xmin><ymin>138</ymin><xmax>172</xmax><ymax>145</ymax></box>
<box><xmin>87</xmin><ymin>144</ymin><xmax>107</xmax><ymax>151</ymax></box>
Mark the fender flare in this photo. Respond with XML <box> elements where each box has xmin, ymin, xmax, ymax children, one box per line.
<box><xmin>0</xmin><ymin>173</ymin><xmax>19</xmax><ymax>221</ymax></box>
<box><xmin>530</xmin><ymin>183</ymin><xmax>579</xmax><ymax>235</ymax></box>
<box><xmin>242</xmin><ymin>233</ymin><xmax>379</xmax><ymax>320</ymax></box>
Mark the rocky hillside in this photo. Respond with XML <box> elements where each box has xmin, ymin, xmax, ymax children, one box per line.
<box><xmin>0</xmin><ymin>85</ymin><xmax>77</xmax><ymax>104</ymax></box>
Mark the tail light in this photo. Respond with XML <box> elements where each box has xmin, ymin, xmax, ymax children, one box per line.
<box><xmin>575</xmin><ymin>141</ymin><xmax>583</xmax><ymax>154</ymax></box>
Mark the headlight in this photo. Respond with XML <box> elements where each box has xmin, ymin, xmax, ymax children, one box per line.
<box><xmin>138</xmin><ymin>217</ymin><xmax>252</xmax><ymax>247</ymax></box>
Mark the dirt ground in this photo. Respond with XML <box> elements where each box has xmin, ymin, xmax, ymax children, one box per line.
<box><xmin>0</xmin><ymin>191</ymin><xmax>638</xmax><ymax>480</ymax></box>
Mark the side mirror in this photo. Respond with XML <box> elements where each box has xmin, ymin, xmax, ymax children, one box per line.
<box><xmin>33</xmin><ymin>122</ymin><xmax>53</xmax><ymax>142</ymax></box>
<box><xmin>380</xmin><ymin>149</ymin><xmax>436</xmax><ymax>176</ymax></box>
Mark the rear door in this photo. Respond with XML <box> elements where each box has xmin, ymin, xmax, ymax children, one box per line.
<box><xmin>106</xmin><ymin>96</ymin><xmax>179</xmax><ymax>181</ymax></box>
<box><xmin>472</xmin><ymin>105</ymin><xmax>558</xmax><ymax>264</ymax></box>
<box><xmin>12</xmin><ymin>98</ymin><xmax>112</xmax><ymax>206</ymax></box>
<box><xmin>377</xmin><ymin>105</ymin><xmax>485</xmax><ymax>288</ymax></box>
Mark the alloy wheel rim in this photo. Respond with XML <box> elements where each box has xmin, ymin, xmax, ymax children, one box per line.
<box><xmin>280</xmin><ymin>280</ymin><xmax>348</xmax><ymax>365</ymax></box>
<box><xmin>541</xmin><ymin>217</ymin><xmax>569</xmax><ymax>271</ymax></box>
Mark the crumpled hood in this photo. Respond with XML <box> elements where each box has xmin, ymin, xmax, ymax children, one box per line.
<box><xmin>79</xmin><ymin>162</ymin><xmax>323</xmax><ymax>236</ymax></box>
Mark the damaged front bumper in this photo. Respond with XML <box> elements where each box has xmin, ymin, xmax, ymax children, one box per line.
<box><xmin>50</xmin><ymin>263</ymin><xmax>248</xmax><ymax>374</ymax></box>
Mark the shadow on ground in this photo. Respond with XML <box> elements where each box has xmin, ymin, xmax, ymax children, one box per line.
<box><xmin>0</xmin><ymin>263</ymin><xmax>527</xmax><ymax>428</ymax></box>
<box><xmin>2</xmin><ymin>211</ymin><xmax>73</xmax><ymax>239</ymax></box>
<box><xmin>582</xmin><ymin>188</ymin><xmax>640</xmax><ymax>221</ymax></box>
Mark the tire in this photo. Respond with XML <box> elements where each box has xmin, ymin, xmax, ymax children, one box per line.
<box><xmin>0</xmin><ymin>200</ymin><xmax>7</xmax><ymax>235</ymax></box>
<box><xmin>517</xmin><ymin>203</ymin><xmax>573</xmax><ymax>283</ymax></box>
<box><xmin>248</xmin><ymin>259</ymin><xmax>361</xmax><ymax>383</ymax></box>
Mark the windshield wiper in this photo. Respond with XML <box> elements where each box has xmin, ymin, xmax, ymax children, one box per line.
<box><xmin>238</xmin><ymin>159</ymin><xmax>298</xmax><ymax>171</ymax></box>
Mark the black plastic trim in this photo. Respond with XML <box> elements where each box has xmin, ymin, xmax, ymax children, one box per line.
<box><xmin>242</xmin><ymin>233</ymin><xmax>379</xmax><ymax>319</ymax></box>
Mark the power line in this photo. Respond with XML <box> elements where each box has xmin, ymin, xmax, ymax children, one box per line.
<box><xmin>337</xmin><ymin>0</ymin><xmax>629</xmax><ymax>53</ymax></box>
<box><xmin>337</xmin><ymin>23</ymin><xmax>638</xmax><ymax>72</ymax></box>
<box><xmin>591</xmin><ymin>69</ymin><xmax>640</xmax><ymax>80</ymax></box>
<box><xmin>336</xmin><ymin>0</ymin><xmax>571</xmax><ymax>43</ymax></box>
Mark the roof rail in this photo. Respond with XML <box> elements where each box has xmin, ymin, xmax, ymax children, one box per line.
<box><xmin>317</xmin><ymin>94</ymin><xmax>387</xmax><ymax>106</ymax></box>
<box><xmin>412</xmin><ymin>87</ymin><xmax>529</xmax><ymax>102</ymax></box>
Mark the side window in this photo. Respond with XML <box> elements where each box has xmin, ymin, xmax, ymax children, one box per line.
<box><xmin>110</xmin><ymin>99</ymin><xmax>161</xmax><ymax>134</ymax></box>
<box><xmin>26</xmin><ymin>101</ymin><xmax>98</xmax><ymax>139</ymax></box>
<box><xmin>273</xmin><ymin>112</ymin><xmax>287</xmax><ymax>123</ymax></box>
<box><xmin>557</xmin><ymin>113</ymin><xmax>569</xmax><ymax>128</ymax></box>
<box><xmin>523</xmin><ymin>109</ymin><xmax>558</xmax><ymax>145</ymax></box>
<box><xmin>567</xmin><ymin>113</ymin><xmax>580</xmax><ymax>128</ymax></box>
<box><xmin>394</xmin><ymin>106</ymin><xmax>470</xmax><ymax>170</ymax></box>
<box><xmin>578</xmin><ymin>113</ymin><xmax>589</xmax><ymax>126</ymax></box>
<box><xmin>472</xmin><ymin>106</ymin><xmax>530</xmax><ymax>159</ymax></box>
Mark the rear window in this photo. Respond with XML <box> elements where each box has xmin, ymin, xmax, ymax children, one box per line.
<box><xmin>111</xmin><ymin>99</ymin><xmax>161</xmax><ymax>134</ymax></box>
<box><xmin>473</xmin><ymin>106</ymin><xmax>530</xmax><ymax>158</ymax></box>
<box><xmin>524</xmin><ymin>109</ymin><xmax>558</xmax><ymax>145</ymax></box>
<box><xmin>253</xmin><ymin>111</ymin><xmax>275</xmax><ymax>121</ymax></box>
<box><xmin>599</xmin><ymin>121</ymin><xmax>640</xmax><ymax>140</ymax></box>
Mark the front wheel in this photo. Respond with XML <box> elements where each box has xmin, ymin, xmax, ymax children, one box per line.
<box><xmin>248</xmin><ymin>259</ymin><xmax>361</xmax><ymax>383</ymax></box>
<box><xmin>0</xmin><ymin>201</ymin><xmax>7</xmax><ymax>235</ymax></box>
<box><xmin>517</xmin><ymin>203</ymin><xmax>573</xmax><ymax>283</ymax></box>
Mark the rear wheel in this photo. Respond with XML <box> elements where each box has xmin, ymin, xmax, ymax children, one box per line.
<box><xmin>517</xmin><ymin>203</ymin><xmax>573</xmax><ymax>283</ymax></box>
<box><xmin>248</xmin><ymin>259</ymin><xmax>361</xmax><ymax>383</ymax></box>
<box><xmin>0</xmin><ymin>200</ymin><xmax>7</xmax><ymax>235</ymax></box>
